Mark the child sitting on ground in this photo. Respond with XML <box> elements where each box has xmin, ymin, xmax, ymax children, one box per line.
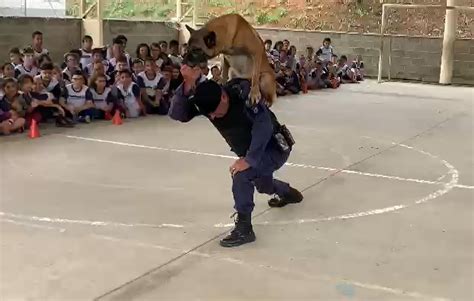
<box><xmin>0</xmin><ymin>78</ymin><xmax>26</xmax><ymax>134</ymax></box>
<box><xmin>116</xmin><ymin>69</ymin><xmax>144</xmax><ymax>118</ymax></box>
<box><xmin>36</xmin><ymin>63</ymin><xmax>62</xmax><ymax>101</ymax></box>
<box><xmin>351</xmin><ymin>55</ymin><xmax>365</xmax><ymax>81</ymax></box>
<box><xmin>15</xmin><ymin>47</ymin><xmax>39</xmax><ymax>78</ymax></box>
<box><xmin>9</xmin><ymin>47</ymin><xmax>23</xmax><ymax>67</ymax></box>
<box><xmin>62</xmin><ymin>52</ymin><xmax>81</xmax><ymax>85</ymax></box>
<box><xmin>316</xmin><ymin>37</ymin><xmax>335</xmax><ymax>64</ymax></box>
<box><xmin>1</xmin><ymin>63</ymin><xmax>15</xmax><ymax>79</ymax></box>
<box><xmin>61</xmin><ymin>70</ymin><xmax>95</xmax><ymax>123</ymax></box>
<box><xmin>336</xmin><ymin>55</ymin><xmax>357</xmax><ymax>83</ymax></box>
<box><xmin>88</xmin><ymin>73</ymin><xmax>116</xmax><ymax>120</ymax></box>
<box><xmin>21</xmin><ymin>75</ymin><xmax>72</xmax><ymax>127</ymax></box>
<box><xmin>276</xmin><ymin>63</ymin><xmax>301</xmax><ymax>96</ymax></box>
<box><xmin>137</xmin><ymin>57</ymin><xmax>167</xmax><ymax>114</ymax></box>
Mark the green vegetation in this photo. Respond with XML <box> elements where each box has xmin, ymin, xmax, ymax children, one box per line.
<box><xmin>255</xmin><ymin>8</ymin><xmax>288</xmax><ymax>25</ymax></box>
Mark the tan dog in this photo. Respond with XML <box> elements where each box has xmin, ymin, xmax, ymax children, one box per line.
<box><xmin>186</xmin><ymin>14</ymin><xmax>276</xmax><ymax>106</ymax></box>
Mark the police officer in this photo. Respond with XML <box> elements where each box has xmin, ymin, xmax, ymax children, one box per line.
<box><xmin>169</xmin><ymin>50</ymin><xmax>303</xmax><ymax>247</ymax></box>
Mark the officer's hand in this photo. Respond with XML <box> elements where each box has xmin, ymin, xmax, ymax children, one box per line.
<box><xmin>230</xmin><ymin>158</ymin><xmax>250</xmax><ymax>176</ymax></box>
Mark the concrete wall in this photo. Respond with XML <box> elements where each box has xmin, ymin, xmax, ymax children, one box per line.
<box><xmin>103</xmin><ymin>20</ymin><xmax>178</xmax><ymax>56</ymax></box>
<box><xmin>0</xmin><ymin>17</ymin><xmax>179</xmax><ymax>64</ymax></box>
<box><xmin>257</xmin><ymin>28</ymin><xmax>474</xmax><ymax>85</ymax></box>
<box><xmin>0</xmin><ymin>17</ymin><xmax>82</xmax><ymax>63</ymax></box>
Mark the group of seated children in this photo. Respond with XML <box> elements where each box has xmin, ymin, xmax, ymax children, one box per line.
<box><xmin>264</xmin><ymin>37</ymin><xmax>365</xmax><ymax>95</ymax></box>
<box><xmin>1</xmin><ymin>31</ymin><xmax>365</xmax><ymax>136</ymax></box>
<box><xmin>1</xmin><ymin>32</ymin><xmax>187</xmax><ymax>135</ymax></box>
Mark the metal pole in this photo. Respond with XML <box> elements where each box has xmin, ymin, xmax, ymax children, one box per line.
<box><xmin>388</xmin><ymin>36</ymin><xmax>392</xmax><ymax>81</ymax></box>
<box><xmin>177</xmin><ymin>0</ymin><xmax>182</xmax><ymax>20</ymax></box>
<box><xmin>377</xmin><ymin>4</ymin><xmax>386</xmax><ymax>83</ymax></box>
<box><xmin>97</xmin><ymin>0</ymin><xmax>104</xmax><ymax>46</ymax></box>
<box><xmin>439</xmin><ymin>0</ymin><xmax>458</xmax><ymax>84</ymax></box>
<box><xmin>192</xmin><ymin>0</ymin><xmax>197</xmax><ymax>27</ymax></box>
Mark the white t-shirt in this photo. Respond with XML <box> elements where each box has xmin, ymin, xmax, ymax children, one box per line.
<box><xmin>90</xmin><ymin>87</ymin><xmax>112</xmax><ymax>110</ymax></box>
<box><xmin>80</xmin><ymin>49</ymin><xmax>93</xmax><ymax>69</ymax></box>
<box><xmin>64</xmin><ymin>84</ymin><xmax>91</xmax><ymax>109</ymax></box>
<box><xmin>117</xmin><ymin>83</ymin><xmax>140</xmax><ymax>118</ymax></box>
<box><xmin>137</xmin><ymin>71</ymin><xmax>164</xmax><ymax>97</ymax></box>
<box><xmin>15</xmin><ymin>64</ymin><xmax>39</xmax><ymax>77</ymax></box>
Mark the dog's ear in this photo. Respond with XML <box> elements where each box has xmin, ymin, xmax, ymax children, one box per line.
<box><xmin>185</xmin><ymin>24</ymin><xmax>195</xmax><ymax>34</ymax></box>
<box><xmin>204</xmin><ymin>31</ymin><xmax>217</xmax><ymax>49</ymax></box>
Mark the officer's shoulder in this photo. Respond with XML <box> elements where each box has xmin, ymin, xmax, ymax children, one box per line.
<box><xmin>246</xmin><ymin>102</ymin><xmax>269</xmax><ymax>115</ymax></box>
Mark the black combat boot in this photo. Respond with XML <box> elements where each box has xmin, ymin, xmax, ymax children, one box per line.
<box><xmin>268</xmin><ymin>186</ymin><xmax>303</xmax><ymax>208</ymax></box>
<box><xmin>219</xmin><ymin>212</ymin><xmax>256</xmax><ymax>248</ymax></box>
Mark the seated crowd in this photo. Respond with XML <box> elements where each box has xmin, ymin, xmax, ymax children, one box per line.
<box><xmin>0</xmin><ymin>31</ymin><xmax>364</xmax><ymax>136</ymax></box>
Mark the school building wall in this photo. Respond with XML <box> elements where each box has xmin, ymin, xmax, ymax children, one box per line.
<box><xmin>0</xmin><ymin>17</ymin><xmax>472</xmax><ymax>85</ymax></box>
<box><xmin>257</xmin><ymin>28</ymin><xmax>474</xmax><ymax>85</ymax></box>
<box><xmin>0</xmin><ymin>17</ymin><xmax>178</xmax><ymax>64</ymax></box>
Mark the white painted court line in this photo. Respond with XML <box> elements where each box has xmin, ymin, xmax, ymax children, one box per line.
<box><xmin>0</xmin><ymin>218</ymin><xmax>66</xmax><ymax>232</ymax></box>
<box><xmin>93</xmin><ymin>234</ymin><xmax>451</xmax><ymax>301</ymax></box>
<box><xmin>0</xmin><ymin>212</ymin><xmax>184</xmax><ymax>229</ymax></box>
<box><xmin>61</xmin><ymin>134</ymin><xmax>472</xmax><ymax>190</ymax></box>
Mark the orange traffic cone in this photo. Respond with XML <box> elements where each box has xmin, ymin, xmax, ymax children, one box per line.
<box><xmin>302</xmin><ymin>81</ymin><xmax>308</xmax><ymax>94</ymax></box>
<box><xmin>28</xmin><ymin>119</ymin><xmax>40</xmax><ymax>139</ymax></box>
<box><xmin>112</xmin><ymin>110</ymin><xmax>123</xmax><ymax>125</ymax></box>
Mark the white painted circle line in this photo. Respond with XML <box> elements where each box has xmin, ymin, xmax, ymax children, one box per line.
<box><xmin>0</xmin><ymin>134</ymin><xmax>464</xmax><ymax>230</ymax></box>
<box><xmin>235</xmin><ymin>138</ymin><xmax>459</xmax><ymax>228</ymax></box>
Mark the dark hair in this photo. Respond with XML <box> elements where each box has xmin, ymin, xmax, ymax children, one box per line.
<box><xmin>40</xmin><ymin>62</ymin><xmax>54</xmax><ymax>71</ymax></box>
<box><xmin>162</xmin><ymin>65</ymin><xmax>173</xmax><ymax>73</ymax></box>
<box><xmin>88</xmin><ymin>73</ymin><xmax>106</xmax><ymax>90</ymax></box>
<box><xmin>340</xmin><ymin>55</ymin><xmax>348</xmax><ymax>60</ymax></box>
<box><xmin>182</xmin><ymin>50</ymin><xmax>208</xmax><ymax>67</ymax></box>
<box><xmin>274</xmin><ymin>41</ymin><xmax>283</xmax><ymax>50</ymax></box>
<box><xmin>22</xmin><ymin>46</ymin><xmax>34</xmax><ymax>55</ymax></box>
<box><xmin>169</xmin><ymin>40</ymin><xmax>179</xmax><ymax>48</ymax></box>
<box><xmin>283</xmin><ymin>39</ymin><xmax>290</xmax><ymax>43</ymax></box>
<box><xmin>9</xmin><ymin>47</ymin><xmax>21</xmax><ymax>55</ymax></box>
<box><xmin>264</xmin><ymin>39</ymin><xmax>272</xmax><ymax>45</ymax></box>
<box><xmin>82</xmin><ymin>35</ymin><xmax>93</xmax><ymax>42</ymax></box>
<box><xmin>143</xmin><ymin>56</ymin><xmax>155</xmax><ymax>64</ymax></box>
<box><xmin>211</xmin><ymin>65</ymin><xmax>219</xmax><ymax>72</ymax></box>
<box><xmin>1</xmin><ymin>62</ymin><xmax>13</xmax><ymax>72</ymax></box>
<box><xmin>151</xmin><ymin>42</ymin><xmax>161</xmax><ymax>49</ymax></box>
<box><xmin>118</xmin><ymin>69</ymin><xmax>132</xmax><ymax>77</ymax></box>
<box><xmin>135</xmin><ymin>43</ymin><xmax>151</xmax><ymax>59</ymax></box>
<box><xmin>132</xmin><ymin>58</ymin><xmax>144</xmax><ymax>65</ymax></box>
<box><xmin>38</xmin><ymin>54</ymin><xmax>52</xmax><ymax>66</ymax></box>
<box><xmin>323</xmin><ymin>37</ymin><xmax>331</xmax><ymax>43</ymax></box>
<box><xmin>2</xmin><ymin>77</ymin><xmax>17</xmax><ymax>88</ymax></box>
<box><xmin>112</xmin><ymin>37</ymin><xmax>124</xmax><ymax>45</ymax></box>
<box><xmin>64</xmin><ymin>52</ymin><xmax>79</xmax><ymax>62</ymax></box>
<box><xmin>92</xmin><ymin>47</ymin><xmax>104</xmax><ymax>55</ymax></box>
<box><xmin>116</xmin><ymin>35</ymin><xmax>127</xmax><ymax>43</ymax></box>
<box><xmin>159</xmin><ymin>40</ymin><xmax>168</xmax><ymax>46</ymax></box>
<box><xmin>32</xmin><ymin>31</ymin><xmax>43</xmax><ymax>38</ymax></box>
<box><xmin>71</xmin><ymin>70</ymin><xmax>86</xmax><ymax>81</ymax></box>
<box><xmin>18</xmin><ymin>74</ymin><xmax>34</xmax><ymax>86</ymax></box>
<box><xmin>117</xmin><ymin>56</ymin><xmax>128</xmax><ymax>64</ymax></box>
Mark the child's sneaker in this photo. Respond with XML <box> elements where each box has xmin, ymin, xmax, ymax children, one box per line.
<box><xmin>84</xmin><ymin>115</ymin><xmax>91</xmax><ymax>123</ymax></box>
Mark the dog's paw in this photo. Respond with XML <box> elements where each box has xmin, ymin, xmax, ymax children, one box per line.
<box><xmin>249</xmin><ymin>88</ymin><xmax>262</xmax><ymax>105</ymax></box>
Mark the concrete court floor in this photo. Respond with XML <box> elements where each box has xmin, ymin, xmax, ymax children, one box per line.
<box><xmin>0</xmin><ymin>80</ymin><xmax>473</xmax><ymax>301</ymax></box>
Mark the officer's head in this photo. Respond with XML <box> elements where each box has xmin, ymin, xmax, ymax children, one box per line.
<box><xmin>181</xmin><ymin>50</ymin><xmax>208</xmax><ymax>82</ymax></box>
<box><xmin>192</xmin><ymin>80</ymin><xmax>229</xmax><ymax>120</ymax></box>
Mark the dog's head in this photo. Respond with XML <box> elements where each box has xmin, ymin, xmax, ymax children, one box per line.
<box><xmin>186</xmin><ymin>25</ymin><xmax>217</xmax><ymax>59</ymax></box>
